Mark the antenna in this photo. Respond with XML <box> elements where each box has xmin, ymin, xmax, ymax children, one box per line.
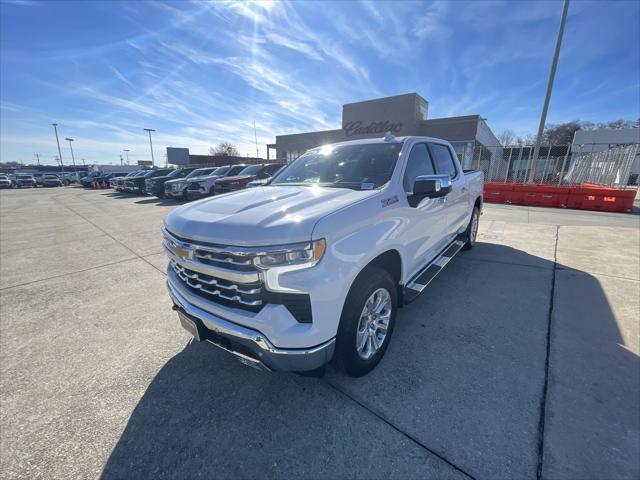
<box><xmin>254</xmin><ymin>119</ymin><xmax>259</xmax><ymax>158</ymax></box>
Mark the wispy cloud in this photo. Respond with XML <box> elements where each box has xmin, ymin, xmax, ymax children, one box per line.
<box><xmin>1</xmin><ymin>0</ymin><xmax>637</xmax><ymax>164</ymax></box>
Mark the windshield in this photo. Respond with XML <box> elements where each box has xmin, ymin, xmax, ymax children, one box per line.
<box><xmin>17</xmin><ymin>174</ymin><xmax>33</xmax><ymax>179</ymax></box>
<box><xmin>44</xmin><ymin>175</ymin><xmax>58</xmax><ymax>179</ymax></box>
<box><xmin>187</xmin><ymin>168</ymin><xmax>214</xmax><ymax>178</ymax></box>
<box><xmin>270</xmin><ymin>142</ymin><xmax>403</xmax><ymax>189</ymax></box>
<box><xmin>237</xmin><ymin>165</ymin><xmax>262</xmax><ymax>176</ymax></box>
<box><xmin>166</xmin><ymin>169</ymin><xmax>183</xmax><ymax>178</ymax></box>
<box><xmin>211</xmin><ymin>166</ymin><xmax>230</xmax><ymax>176</ymax></box>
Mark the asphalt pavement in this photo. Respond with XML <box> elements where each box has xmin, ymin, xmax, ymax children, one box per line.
<box><xmin>1</xmin><ymin>187</ymin><xmax>638</xmax><ymax>479</ymax></box>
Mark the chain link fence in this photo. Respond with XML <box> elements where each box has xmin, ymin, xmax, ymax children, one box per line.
<box><xmin>465</xmin><ymin>143</ymin><xmax>640</xmax><ymax>188</ymax></box>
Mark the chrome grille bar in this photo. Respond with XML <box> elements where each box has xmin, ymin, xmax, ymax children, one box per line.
<box><xmin>171</xmin><ymin>262</ymin><xmax>262</xmax><ymax>307</ymax></box>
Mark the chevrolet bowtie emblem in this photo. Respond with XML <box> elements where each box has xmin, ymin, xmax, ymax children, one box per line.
<box><xmin>174</xmin><ymin>245</ymin><xmax>193</xmax><ymax>260</ymax></box>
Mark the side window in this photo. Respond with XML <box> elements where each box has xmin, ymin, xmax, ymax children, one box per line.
<box><xmin>403</xmin><ymin>144</ymin><xmax>435</xmax><ymax>192</ymax></box>
<box><xmin>429</xmin><ymin>143</ymin><xmax>457</xmax><ymax>179</ymax></box>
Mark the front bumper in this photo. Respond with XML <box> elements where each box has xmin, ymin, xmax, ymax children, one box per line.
<box><xmin>185</xmin><ymin>187</ymin><xmax>208</xmax><ymax>199</ymax></box>
<box><xmin>167</xmin><ymin>276</ymin><xmax>335</xmax><ymax>371</ymax></box>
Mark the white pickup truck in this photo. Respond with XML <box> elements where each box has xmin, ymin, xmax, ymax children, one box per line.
<box><xmin>163</xmin><ymin>135</ymin><xmax>483</xmax><ymax>376</ymax></box>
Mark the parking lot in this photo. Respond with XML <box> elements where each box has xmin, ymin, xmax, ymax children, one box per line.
<box><xmin>1</xmin><ymin>186</ymin><xmax>638</xmax><ymax>479</ymax></box>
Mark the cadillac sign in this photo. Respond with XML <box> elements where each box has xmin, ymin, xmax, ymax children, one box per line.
<box><xmin>343</xmin><ymin>120</ymin><xmax>403</xmax><ymax>137</ymax></box>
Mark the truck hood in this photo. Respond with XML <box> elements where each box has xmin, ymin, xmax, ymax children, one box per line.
<box><xmin>164</xmin><ymin>185</ymin><xmax>377</xmax><ymax>246</ymax></box>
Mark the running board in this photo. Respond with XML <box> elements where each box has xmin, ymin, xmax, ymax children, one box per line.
<box><xmin>404</xmin><ymin>238</ymin><xmax>466</xmax><ymax>304</ymax></box>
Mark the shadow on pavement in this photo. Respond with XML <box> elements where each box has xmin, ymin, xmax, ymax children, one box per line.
<box><xmin>99</xmin><ymin>191</ymin><xmax>188</xmax><ymax>206</ymax></box>
<box><xmin>100</xmin><ymin>244</ymin><xmax>639</xmax><ymax>479</ymax></box>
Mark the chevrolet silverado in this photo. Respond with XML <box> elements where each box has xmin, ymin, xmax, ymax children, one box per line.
<box><xmin>163</xmin><ymin>135</ymin><xmax>483</xmax><ymax>376</ymax></box>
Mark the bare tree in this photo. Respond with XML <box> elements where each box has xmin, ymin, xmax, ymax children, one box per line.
<box><xmin>543</xmin><ymin>121</ymin><xmax>582</xmax><ymax>145</ymax></box>
<box><xmin>497</xmin><ymin>130</ymin><xmax>517</xmax><ymax>146</ymax></box>
<box><xmin>209</xmin><ymin>143</ymin><xmax>240</xmax><ymax>156</ymax></box>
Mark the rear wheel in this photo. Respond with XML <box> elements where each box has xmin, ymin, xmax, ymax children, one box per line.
<box><xmin>333</xmin><ymin>267</ymin><xmax>397</xmax><ymax>377</ymax></box>
<box><xmin>462</xmin><ymin>206</ymin><xmax>480</xmax><ymax>250</ymax></box>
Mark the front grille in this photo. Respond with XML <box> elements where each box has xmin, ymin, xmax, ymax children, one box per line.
<box><xmin>216</xmin><ymin>183</ymin><xmax>232</xmax><ymax>194</ymax></box>
<box><xmin>195</xmin><ymin>250</ymin><xmax>255</xmax><ymax>271</ymax></box>
<box><xmin>187</xmin><ymin>182</ymin><xmax>201</xmax><ymax>190</ymax></box>
<box><xmin>166</xmin><ymin>229</ymin><xmax>313</xmax><ymax>323</ymax></box>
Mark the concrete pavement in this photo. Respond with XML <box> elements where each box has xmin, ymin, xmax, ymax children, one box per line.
<box><xmin>0</xmin><ymin>187</ymin><xmax>638</xmax><ymax>479</ymax></box>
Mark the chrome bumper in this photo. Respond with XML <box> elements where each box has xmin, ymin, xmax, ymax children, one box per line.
<box><xmin>167</xmin><ymin>277</ymin><xmax>335</xmax><ymax>372</ymax></box>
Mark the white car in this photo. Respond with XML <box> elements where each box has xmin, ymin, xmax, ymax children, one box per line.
<box><xmin>163</xmin><ymin>135</ymin><xmax>484</xmax><ymax>376</ymax></box>
<box><xmin>164</xmin><ymin>167</ymin><xmax>219</xmax><ymax>200</ymax></box>
<box><xmin>0</xmin><ymin>175</ymin><xmax>12</xmax><ymax>189</ymax></box>
<box><xmin>184</xmin><ymin>164</ymin><xmax>247</xmax><ymax>200</ymax></box>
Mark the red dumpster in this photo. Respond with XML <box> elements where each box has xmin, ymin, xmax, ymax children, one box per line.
<box><xmin>483</xmin><ymin>183</ymin><xmax>513</xmax><ymax>204</ymax></box>
<box><xmin>567</xmin><ymin>184</ymin><xmax>636</xmax><ymax>212</ymax></box>
<box><xmin>513</xmin><ymin>184</ymin><xmax>569</xmax><ymax>208</ymax></box>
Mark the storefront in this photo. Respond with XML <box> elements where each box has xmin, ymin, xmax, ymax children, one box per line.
<box><xmin>269</xmin><ymin>93</ymin><xmax>500</xmax><ymax>169</ymax></box>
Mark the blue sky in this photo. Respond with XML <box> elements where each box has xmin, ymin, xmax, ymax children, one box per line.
<box><xmin>1</xmin><ymin>0</ymin><xmax>638</xmax><ymax>166</ymax></box>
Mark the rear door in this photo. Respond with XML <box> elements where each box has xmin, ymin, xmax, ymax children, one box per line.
<box><xmin>428</xmin><ymin>142</ymin><xmax>470</xmax><ymax>236</ymax></box>
<box><xmin>401</xmin><ymin>142</ymin><xmax>450</xmax><ymax>279</ymax></box>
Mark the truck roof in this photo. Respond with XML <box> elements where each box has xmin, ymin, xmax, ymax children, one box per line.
<box><xmin>318</xmin><ymin>135</ymin><xmax>452</xmax><ymax>149</ymax></box>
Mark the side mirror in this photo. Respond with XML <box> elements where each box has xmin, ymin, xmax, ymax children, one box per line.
<box><xmin>410</xmin><ymin>175</ymin><xmax>452</xmax><ymax>207</ymax></box>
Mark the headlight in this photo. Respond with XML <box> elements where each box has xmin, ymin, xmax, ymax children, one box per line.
<box><xmin>253</xmin><ymin>239</ymin><xmax>325</xmax><ymax>269</ymax></box>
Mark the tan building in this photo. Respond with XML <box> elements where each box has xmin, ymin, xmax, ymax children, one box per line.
<box><xmin>268</xmin><ymin>93</ymin><xmax>500</xmax><ymax>169</ymax></box>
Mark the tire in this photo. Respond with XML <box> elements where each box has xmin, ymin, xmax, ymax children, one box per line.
<box><xmin>208</xmin><ymin>186</ymin><xmax>215</xmax><ymax>196</ymax></box>
<box><xmin>462</xmin><ymin>206</ymin><xmax>480</xmax><ymax>250</ymax></box>
<box><xmin>333</xmin><ymin>266</ymin><xmax>398</xmax><ymax>377</ymax></box>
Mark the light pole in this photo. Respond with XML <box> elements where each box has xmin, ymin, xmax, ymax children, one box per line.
<box><xmin>52</xmin><ymin>123</ymin><xmax>65</xmax><ymax>177</ymax></box>
<box><xmin>35</xmin><ymin>153</ymin><xmax>41</xmax><ymax>166</ymax></box>
<box><xmin>120</xmin><ymin>155</ymin><xmax>123</xmax><ymax>166</ymax></box>
<box><xmin>528</xmin><ymin>0</ymin><xmax>570</xmax><ymax>183</ymax></box>
<box><xmin>65</xmin><ymin>137</ymin><xmax>78</xmax><ymax>176</ymax></box>
<box><xmin>123</xmin><ymin>149</ymin><xmax>130</xmax><ymax>165</ymax></box>
<box><xmin>143</xmin><ymin>129</ymin><xmax>156</xmax><ymax>167</ymax></box>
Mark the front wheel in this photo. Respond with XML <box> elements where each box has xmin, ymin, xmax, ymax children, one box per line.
<box><xmin>462</xmin><ymin>206</ymin><xmax>480</xmax><ymax>250</ymax></box>
<box><xmin>333</xmin><ymin>266</ymin><xmax>397</xmax><ymax>377</ymax></box>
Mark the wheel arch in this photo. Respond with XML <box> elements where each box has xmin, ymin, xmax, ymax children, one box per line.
<box><xmin>474</xmin><ymin>195</ymin><xmax>483</xmax><ymax>212</ymax></box>
<box><xmin>352</xmin><ymin>249</ymin><xmax>404</xmax><ymax>307</ymax></box>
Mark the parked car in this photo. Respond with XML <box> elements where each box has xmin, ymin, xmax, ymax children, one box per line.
<box><xmin>80</xmin><ymin>172</ymin><xmax>103</xmax><ymax>188</ymax></box>
<box><xmin>124</xmin><ymin>169</ymin><xmax>172</xmax><ymax>194</ymax></box>
<box><xmin>112</xmin><ymin>170</ymin><xmax>139</xmax><ymax>190</ymax></box>
<box><xmin>32</xmin><ymin>173</ymin><xmax>46</xmax><ymax>187</ymax></box>
<box><xmin>145</xmin><ymin>167</ymin><xmax>197</xmax><ymax>198</ymax></box>
<box><xmin>213</xmin><ymin>164</ymin><xmax>284</xmax><ymax>195</ymax></box>
<box><xmin>0</xmin><ymin>174</ymin><xmax>12</xmax><ymax>189</ymax></box>
<box><xmin>247</xmin><ymin>165</ymin><xmax>285</xmax><ymax>187</ymax></box>
<box><xmin>164</xmin><ymin>167</ymin><xmax>219</xmax><ymax>200</ymax></box>
<box><xmin>91</xmin><ymin>172</ymin><xmax>126</xmax><ymax>188</ymax></box>
<box><xmin>15</xmin><ymin>174</ymin><xmax>36</xmax><ymax>188</ymax></box>
<box><xmin>184</xmin><ymin>164</ymin><xmax>248</xmax><ymax>200</ymax></box>
<box><xmin>163</xmin><ymin>135</ymin><xmax>484</xmax><ymax>376</ymax></box>
<box><xmin>118</xmin><ymin>171</ymin><xmax>147</xmax><ymax>191</ymax></box>
<box><xmin>42</xmin><ymin>174</ymin><xmax>63</xmax><ymax>187</ymax></box>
